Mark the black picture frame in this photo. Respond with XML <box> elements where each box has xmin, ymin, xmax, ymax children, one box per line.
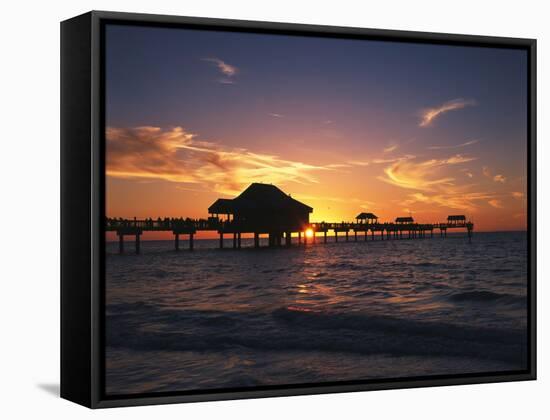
<box><xmin>60</xmin><ymin>10</ymin><xmax>537</xmax><ymax>409</ymax></box>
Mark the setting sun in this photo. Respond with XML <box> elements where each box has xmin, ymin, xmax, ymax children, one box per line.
<box><xmin>305</xmin><ymin>228</ymin><xmax>314</xmax><ymax>238</ymax></box>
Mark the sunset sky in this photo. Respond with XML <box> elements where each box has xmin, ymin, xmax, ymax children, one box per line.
<box><xmin>105</xmin><ymin>24</ymin><xmax>528</xmax><ymax>234</ymax></box>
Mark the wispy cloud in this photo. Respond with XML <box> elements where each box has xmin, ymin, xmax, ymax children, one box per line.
<box><xmin>378</xmin><ymin>154</ymin><xmax>497</xmax><ymax>211</ymax></box>
<box><xmin>347</xmin><ymin>160</ymin><xmax>370</xmax><ymax>167</ymax></box>
<box><xmin>371</xmin><ymin>155</ymin><xmax>416</xmax><ymax>165</ymax></box>
<box><xmin>383</xmin><ymin>144</ymin><xmax>399</xmax><ymax>153</ymax></box>
<box><xmin>106</xmin><ymin>126</ymin><xmax>332</xmax><ymax>195</ymax></box>
<box><xmin>296</xmin><ymin>193</ymin><xmax>375</xmax><ymax>208</ymax></box>
<box><xmin>202</xmin><ymin>57</ymin><xmax>238</xmax><ymax>84</ymax></box>
<box><xmin>482</xmin><ymin>166</ymin><xmax>506</xmax><ymax>183</ymax></box>
<box><xmin>380</xmin><ymin>154</ymin><xmax>477</xmax><ymax>192</ymax></box>
<box><xmin>419</xmin><ymin>98</ymin><xmax>477</xmax><ymax>127</ymax></box>
<box><xmin>427</xmin><ymin>139</ymin><xmax>479</xmax><ymax>150</ymax></box>
<box><xmin>488</xmin><ymin>199</ymin><xmax>503</xmax><ymax>209</ymax></box>
<box><xmin>460</xmin><ymin>168</ymin><xmax>474</xmax><ymax>178</ymax></box>
<box><xmin>401</xmin><ymin>191</ymin><xmax>496</xmax><ymax>212</ymax></box>
<box><xmin>344</xmin><ymin>154</ymin><xmax>416</xmax><ymax>168</ymax></box>
<box><xmin>325</xmin><ymin>163</ymin><xmax>353</xmax><ymax>169</ymax></box>
<box><xmin>267</xmin><ymin>114</ymin><xmax>335</xmax><ymax>127</ymax></box>
<box><xmin>512</xmin><ymin>191</ymin><xmax>524</xmax><ymax>199</ymax></box>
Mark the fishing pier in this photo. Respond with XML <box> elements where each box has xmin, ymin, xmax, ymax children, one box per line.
<box><xmin>106</xmin><ymin>183</ymin><xmax>473</xmax><ymax>254</ymax></box>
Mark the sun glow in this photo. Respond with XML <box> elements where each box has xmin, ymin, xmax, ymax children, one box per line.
<box><xmin>305</xmin><ymin>228</ymin><xmax>314</xmax><ymax>238</ymax></box>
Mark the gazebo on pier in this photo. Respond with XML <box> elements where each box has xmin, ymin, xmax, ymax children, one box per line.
<box><xmin>395</xmin><ymin>216</ymin><xmax>414</xmax><ymax>224</ymax></box>
<box><xmin>447</xmin><ymin>215</ymin><xmax>467</xmax><ymax>226</ymax></box>
<box><xmin>355</xmin><ymin>212</ymin><xmax>378</xmax><ymax>224</ymax></box>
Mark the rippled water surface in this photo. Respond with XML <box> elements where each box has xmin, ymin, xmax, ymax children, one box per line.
<box><xmin>105</xmin><ymin>231</ymin><xmax>528</xmax><ymax>395</ymax></box>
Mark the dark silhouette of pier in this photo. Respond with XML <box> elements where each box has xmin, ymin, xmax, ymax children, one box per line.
<box><xmin>106</xmin><ymin>183</ymin><xmax>474</xmax><ymax>254</ymax></box>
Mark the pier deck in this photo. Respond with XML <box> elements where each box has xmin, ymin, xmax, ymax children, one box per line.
<box><xmin>106</xmin><ymin>217</ymin><xmax>474</xmax><ymax>254</ymax></box>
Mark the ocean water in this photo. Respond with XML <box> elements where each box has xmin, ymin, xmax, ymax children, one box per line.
<box><xmin>105</xmin><ymin>231</ymin><xmax>528</xmax><ymax>395</ymax></box>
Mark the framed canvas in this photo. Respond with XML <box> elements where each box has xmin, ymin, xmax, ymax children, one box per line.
<box><xmin>60</xmin><ymin>11</ymin><xmax>536</xmax><ymax>408</ymax></box>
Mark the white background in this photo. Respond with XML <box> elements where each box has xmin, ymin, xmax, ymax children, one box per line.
<box><xmin>0</xmin><ymin>0</ymin><xmax>547</xmax><ymax>418</ymax></box>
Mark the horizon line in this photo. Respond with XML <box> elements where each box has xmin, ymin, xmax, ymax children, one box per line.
<box><xmin>105</xmin><ymin>229</ymin><xmax>527</xmax><ymax>243</ymax></box>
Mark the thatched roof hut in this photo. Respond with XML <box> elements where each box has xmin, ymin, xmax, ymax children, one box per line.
<box><xmin>208</xmin><ymin>183</ymin><xmax>313</xmax><ymax>232</ymax></box>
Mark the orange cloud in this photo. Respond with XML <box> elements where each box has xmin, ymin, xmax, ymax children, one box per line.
<box><xmin>419</xmin><ymin>98</ymin><xmax>476</xmax><ymax>127</ymax></box>
<box><xmin>512</xmin><ymin>192</ymin><xmax>524</xmax><ymax>199</ymax></box>
<box><xmin>106</xmin><ymin>126</ymin><xmax>332</xmax><ymax>195</ymax></box>
<box><xmin>347</xmin><ymin>160</ymin><xmax>370</xmax><ymax>166</ymax></box>
<box><xmin>482</xmin><ymin>166</ymin><xmax>506</xmax><ymax>183</ymax></box>
<box><xmin>401</xmin><ymin>191</ymin><xmax>496</xmax><ymax>212</ymax></box>
<box><xmin>488</xmin><ymin>199</ymin><xmax>503</xmax><ymax>209</ymax></box>
<box><xmin>371</xmin><ymin>155</ymin><xmax>416</xmax><ymax>165</ymax></box>
<box><xmin>380</xmin><ymin>154</ymin><xmax>477</xmax><ymax>192</ymax></box>
<box><xmin>378</xmin><ymin>154</ymin><xmax>503</xmax><ymax>211</ymax></box>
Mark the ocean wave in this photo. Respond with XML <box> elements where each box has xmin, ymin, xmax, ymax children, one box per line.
<box><xmin>491</xmin><ymin>268</ymin><xmax>514</xmax><ymax>273</ymax></box>
<box><xmin>330</xmin><ymin>261</ymin><xmax>363</xmax><ymax>271</ymax></box>
<box><xmin>449</xmin><ymin>290</ymin><xmax>526</xmax><ymax>306</ymax></box>
<box><xmin>106</xmin><ymin>302</ymin><xmax>527</xmax><ymax>366</ymax></box>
